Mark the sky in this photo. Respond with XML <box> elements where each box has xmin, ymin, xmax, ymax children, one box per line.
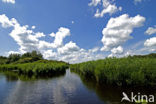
<box><xmin>0</xmin><ymin>0</ymin><xmax>156</xmax><ymax>63</ymax></box>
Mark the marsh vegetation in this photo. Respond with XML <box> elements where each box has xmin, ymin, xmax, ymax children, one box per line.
<box><xmin>0</xmin><ymin>51</ymin><xmax>68</xmax><ymax>77</ymax></box>
<box><xmin>70</xmin><ymin>53</ymin><xmax>156</xmax><ymax>86</ymax></box>
<box><xmin>1</xmin><ymin>51</ymin><xmax>156</xmax><ymax>86</ymax></box>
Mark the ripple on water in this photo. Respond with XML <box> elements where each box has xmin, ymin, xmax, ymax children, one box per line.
<box><xmin>0</xmin><ymin>70</ymin><xmax>105</xmax><ymax>104</ymax></box>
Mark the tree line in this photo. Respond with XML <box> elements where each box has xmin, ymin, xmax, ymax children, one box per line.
<box><xmin>0</xmin><ymin>51</ymin><xmax>43</xmax><ymax>64</ymax></box>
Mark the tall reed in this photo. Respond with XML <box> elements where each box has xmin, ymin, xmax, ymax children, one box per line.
<box><xmin>70</xmin><ymin>54</ymin><xmax>156</xmax><ymax>86</ymax></box>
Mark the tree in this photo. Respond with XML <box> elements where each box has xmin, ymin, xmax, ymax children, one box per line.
<box><xmin>0</xmin><ymin>56</ymin><xmax>8</xmax><ymax>64</ymax></box>
<box><xmin>7</xmin><ymin>54</ymin><xmax>21</xmax><ymax>63</ymax></box>
<box><xmin>21</xmin><ymin>51</ymin><xmax>43</xmax><ymax>61</ymax></box>
<box><xmin>31</xmin><ymin>51</ymin><xmax>43</xmax><ymax>61</ymax></box>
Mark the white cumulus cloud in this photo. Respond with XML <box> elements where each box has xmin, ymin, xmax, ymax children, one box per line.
<box><xmin>101</xmin><ymin>14</ymin><xmax>146</xmax><ymax>55</ymax></box>
<box><xmin>145</xmin><ymin>26</ymin><xmax>156</xmax><ymax>35</ymax></box>
<box><xmin>0</xmin><ymin>14</ymin><xmax>71</xmax><ymax>53</ymax></box>
<box><xmin>2</xmin><ymin>0</ymin><xmax>15</xmax><ymax>4</ymax></box>
<box><xmin>0</xmin><ymin>14</ymin><xmax>149</xmax><ymax>63</ymax></box>
<box><xmin>0</xmin><ymin>14</ymin><xmax>107</xmax><ymax>63</ymax></box>
<box><xmin>89</xmin><ymin>0</ymin><xmax>122</xmax><ymax>18</ymax></box>
<box><xmin>111</xmin><ymin>46</ymin><xmax>123</xmax><ymax>54</ymax></box>
<box><xmin>144</xmin><ymin>37</ymin><xmax>156</xmax><ymax>47</ymax></box>
<box><xmin>58</xmin><ymin>41</ymin><xmax>80</xmax><ymax>55</ymax></box>
<box><xmin>50</xmin><ymin>27</ymin><xmax>70</xmax><ymax>48</ymax></box>
<box><xmin>0</xmin><ymin>14</ymin><xmax>14</xmax><ymax>28</ymax></box>
<box><xmin>89</xmin><ymin>0</ymin><xmax>101</xmax><ymax>6</ymax></box>
<box><xmin>89</xmin><ymin>47</ymin><xmax>99</xmax><ymax>53</ymax></box>
<box><xmin>31</xmin><ymin>26</ymin><xmax>36</xmax><ymax>29</ymax></box>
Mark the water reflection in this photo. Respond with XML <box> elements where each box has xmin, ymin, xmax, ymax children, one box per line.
<box><xmin>1</xmin><ymin>70</ymin><xmax>66</xmax><ymax>81</ymax></box>
<box><xmin>1</xmin><ymin>69</ymin><xmax>155</xmax><ymax>104</ymax></box>
<box><xmin>75</xmin><ymin>72</ymin><xmax>156</xmax><ymax>104</ymax></box>
<box><xmin>0</xmin><ymin>70</ymin><xmax>104</xmax><ymax>104</ymax></box>
<box><xmin>3</xmin><ymin>72</ymin><xmax>18</xmax><ymax>82</ymax></box>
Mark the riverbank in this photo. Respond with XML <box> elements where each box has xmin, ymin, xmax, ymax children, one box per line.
<box><xmin>70</xmin><ymin>53</ymin><xmax>156</xmax><ymax>86</ymax></box>
<box><xmin>0</xmin><ymin>51</ymin><xmax>69</xmax><ymax>77</ymax></box>
<box><xmin>0</xmin><ymin>60</ymin><xmax>68</xmax><ymax>77</ymax></box>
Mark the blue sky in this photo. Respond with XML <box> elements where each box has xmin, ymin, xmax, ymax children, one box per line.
<box><xmin>0</xmin><ymin>0</ymin><xmax>156</xmax><ymax>63</ymax></box>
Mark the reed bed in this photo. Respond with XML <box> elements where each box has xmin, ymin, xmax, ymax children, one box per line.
<box><xmin>0</xmin><ymin>60</ymin><xmax>68</xmax><ymax>77</ymax></box>
<box><xmin>70</xmin><ymin>54</ymin><xmax>156</xmax><ymax>86</ymax></box>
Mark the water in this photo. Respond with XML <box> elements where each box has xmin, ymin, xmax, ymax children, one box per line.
<box><xmin>0</xmin><ymin>69</ymin><xmax>155</xmax><ymax>104</ymax></box>
<box><xmin>0</xmin><ymin>70</ymin><xmax>104</xmax><ymax>104</ymax></box>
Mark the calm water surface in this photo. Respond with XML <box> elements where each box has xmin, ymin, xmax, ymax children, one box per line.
<box><xmin>0</xmin><ymin>69</ymin><xmax>155</xmax><ymax>104</ymax></box>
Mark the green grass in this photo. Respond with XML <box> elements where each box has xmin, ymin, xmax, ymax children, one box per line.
<box><xmin>70</xmin><ymin>54</ymin><xmax>156</xmax><ymax>86</ymax></box>
<box><xmin>0</xmin><ymin>60</ymin><xmax>69</xmax><ymax>77</ymax></box>
<box><xmin>0</xmin><ymin>51</ymin><xmax>69</xmax><ymax>77</ymax></box>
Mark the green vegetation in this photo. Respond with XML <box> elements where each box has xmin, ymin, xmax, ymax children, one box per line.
<box><xmin>136</xmin><ymin>99</ymin><xmax>147</xmax><ymax>104</ymax></box>
<box><xmin>0</xmin><ymin>51</ymin><xmax>68</xmax><ymax>77</ymax></box>
<box><xmin>1</xmin><ymin>69</ymin><xmax>66</xmax><ymax>81</ymax></box>
<box><xmin>0</xmin><ymin>51</ymin><xmax>43</xmax><ymax>64</ymax></box>
<box><xmin>70</xmin><ymin>53</ymin><xmax>156</xmax><ymax>86</ymax></box>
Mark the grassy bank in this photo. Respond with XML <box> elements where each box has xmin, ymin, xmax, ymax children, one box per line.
<box><xmin>0</xmin><ymin>51</ymin><xmax>69</xmax><ymax>77</ymax></box>
<box><xmin>1</xmin><ymin>68</ymin><xmax>66</xmax><ymax>81</ymax></box>
<box><xmin>0</xmin><ymin>60</ymin><xmax>68</xmax><ymax>77</ymax></box>
<box><xmin>70</xmin><ymin>53</ymin><xmax>156</xmax><ymax>86</ymax></box>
